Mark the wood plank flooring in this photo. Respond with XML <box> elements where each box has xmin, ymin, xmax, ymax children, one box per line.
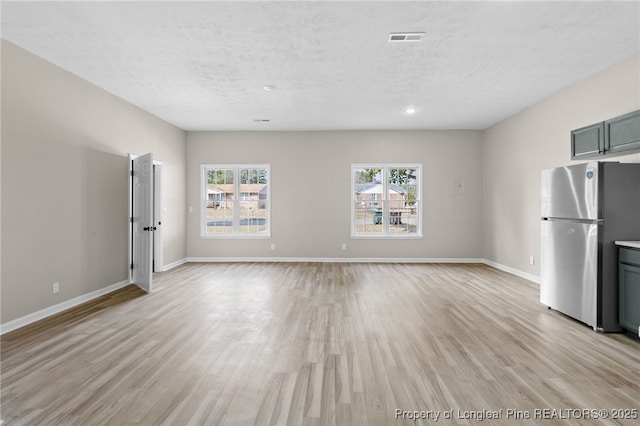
<box><xmin>2</xmin><ymin>262</ymin><xmax>640</xmax><ymax>425</ymax></box>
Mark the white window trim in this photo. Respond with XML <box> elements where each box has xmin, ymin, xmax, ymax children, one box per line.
<box><xmin>351</xmin><ymin>163</ymin><xmax>423</xmax><ymax>239</ymax></box>
<box><xmin>201</xmin><ymin>164</ymin><xmax>271</xmax><ymax>238</ymax></box>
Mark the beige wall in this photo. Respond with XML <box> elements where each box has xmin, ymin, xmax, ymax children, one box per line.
<box><xmin>187</xmin><ymin>130</ymin><xmax>484</xmax><ymax>260</ymax></box>
<box><xmin>482</xmin><ymin>53</ymin><xmax>640</xmax><ymax>278</ymax></box>
<box><xmin>1</xmin><ymin>40</ymin><xmax>187</xmax><ymax>323</ymax></box>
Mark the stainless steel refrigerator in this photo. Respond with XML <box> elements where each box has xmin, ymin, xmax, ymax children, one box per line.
<box><xmin>540</xmin><ymin>161</ymin><xmax>640</xmax><ymax>332</ymax></box>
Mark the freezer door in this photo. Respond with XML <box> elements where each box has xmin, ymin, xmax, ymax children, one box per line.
<box><xmin>541</xmin><ymin>162</ymin><xmax>599</xmax><ymax>220</ymax></box>
<box><xmin>540</xmin><ymin>219</ymin><xmax>598</xmax><ymax>329</ymax></box>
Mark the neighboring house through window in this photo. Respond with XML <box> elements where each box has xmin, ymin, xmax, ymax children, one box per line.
<box><xmin>352</xmin><ymin>164</ymin><xmax>422</xmax><ymax>237</ymax></box>
<box><xmin>201</xmin><ymin>165</ymin><xmax>270</xmax><ymax>237</ymax></box>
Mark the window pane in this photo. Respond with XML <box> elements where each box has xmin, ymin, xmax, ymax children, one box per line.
<box><xmin>389</xmin><ymin>204</ymin><xmax>418</xmax><ymax>234</ymax></box>
<box><xmin>354</xmin><ymin>168</ymin><xmax>382</xmax><ymax>208</ymax></box>
<box><xmin>353</xmin><ymin>201</ymin><xmax>384</xmax><ymax>234</ymax></box>
<box><xmin>388</xmin><ymin>168</ymin><xmax>417</xmax><ymax>201</ymax></box>
<box><xmin>354</xmin><ymin>167</ymin><xmax>379</xmax><ymax>186</ymax></box>
<box><xmin>206</xmin><ymin>168</ymin><xmax>234</xmax><ymax>208</ymax></box>
<box><xmin>239</xmin><ymin>200</ymin><xmax>268</xmax><ymax>234</ymax></box>
<box><xmin>208</xmin><ymin>168</ymin><xmax>233</xmax><ymax>185</ymax></box>
<box><xmin>205</xmin><ymin>197</ymin><xmax>234</xmax><ymax>234</ymax></box>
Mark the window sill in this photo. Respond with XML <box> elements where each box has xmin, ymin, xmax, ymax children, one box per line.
<box><xmin>350</xmin><ymin>234</ymin><xmax>423</xmax><ymax>240</ymax></box>
<box><xmin>201</xmin><ymin>234</ymin><xmax>271</xmax><ymax>239</ymax></box>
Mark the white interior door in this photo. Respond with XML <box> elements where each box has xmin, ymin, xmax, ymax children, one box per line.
<box><xmin>132</xmin><ymin>153</ymin><xmax>153</xmax><ymax>292</ymax></box>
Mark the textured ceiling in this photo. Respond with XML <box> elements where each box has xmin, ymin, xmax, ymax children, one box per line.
<box><xmin>2</xmin><ymin>1</ymin><xmax>639</xmax><ymax>131</ymax></box>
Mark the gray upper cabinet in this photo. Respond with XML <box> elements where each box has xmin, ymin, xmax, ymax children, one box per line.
<box><xmin>571</xmin><ymin>122</ymin><xmax>604</xmax><ymax>159</ymax></box>
<box><xmin>571</xmin><ymin>109</ymin><xmax>640</xmax><ymax>160</ymax></box>
<box><xmin>605</xmin><ymin>110</ymin><xmax>640</xmax><ymax>154</ymax></box>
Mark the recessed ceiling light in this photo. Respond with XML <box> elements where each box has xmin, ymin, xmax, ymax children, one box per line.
<box><xmin>389</xmin><ymin>32</ymin><xmax>425</xmax><ymax>43</ymax></box>
<box><xmin>405</xmin><ymin>107</ymin><xmax>416</xmax><ymax>114</ymax></box>
<box><xmin>263</xmin><ymin>85</ymin><xmax>276</xmax><ymax>91</ymax></box>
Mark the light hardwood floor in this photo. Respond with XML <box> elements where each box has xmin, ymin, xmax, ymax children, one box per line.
<box><xmin>2</xmin><ymin>262</ymin><xmax>640</xmax><ymax>425</ymax></box>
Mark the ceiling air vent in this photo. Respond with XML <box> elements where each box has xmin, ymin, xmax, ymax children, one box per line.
<box><xmin>388</xmin><ymin>32</ymin><xmax>425</xmax><ymax>42</ymax></box>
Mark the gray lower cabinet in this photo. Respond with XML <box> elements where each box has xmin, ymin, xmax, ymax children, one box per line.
<box><xmin>571</xmin><ymin>109</ymin><xmax>640</xmax><ymax>160</ymax></box>
<box><xmin>619</xmin><ymin>247</ymin><xmax>640</xmax><ymax>335</ymax></box>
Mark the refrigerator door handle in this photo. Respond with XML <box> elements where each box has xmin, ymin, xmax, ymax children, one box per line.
<box><xmin>542</xmin><ymin>217</ymin><xmax>604</xmax><ymax>225</ymax></box>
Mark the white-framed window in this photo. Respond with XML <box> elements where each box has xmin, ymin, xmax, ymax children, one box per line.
<box><xmin>352</xmin><ymin>164</ymin><xmax>422</xmax><ymax>238</ymax></box>
<box><xmin>201</xmin><ymin>164</ymin><xmax>270</xmax><ymax>237</ymax></box>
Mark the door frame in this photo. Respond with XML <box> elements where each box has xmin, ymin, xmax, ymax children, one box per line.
<box><xmin>152</xmin><ymin>162</ymin><xmax>163</xmax><ymax>273</ymax></box>
<box><xmin>128</xmin><ymin>154</ymin><xmax>163</xmax><ymax>286</ymax></box>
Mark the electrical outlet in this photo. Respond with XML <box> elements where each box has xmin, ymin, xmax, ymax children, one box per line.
<box><xmin>529</xmin><ymin>256</ymin><xmax>535</xmax><ymax>265</ymax></box>
<box><xmin>53</xmin><ymin>282</ymin><xmax>59</xmax><ymax>294</ymax></box>
<box><xmin>342</xmin><ymin>243</ymin><xmax>347</xmax><ymax>250</ymax></box>
<box><xmin>270</xmin><ymin>243</ymin><xmax>276</xmax><ymax>250</ymax></box>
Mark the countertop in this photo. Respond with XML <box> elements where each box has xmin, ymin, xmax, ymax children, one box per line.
<box><xmin>615</xmin><ymin>241</ymin><xmax>640</xmax><ymax>249</ymax></box>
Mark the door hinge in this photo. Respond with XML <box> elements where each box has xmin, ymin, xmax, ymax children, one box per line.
<box><xmin>130</xmin><ymin>263</ymin><xmax>134</xmax><ymax>270</ymax></box>
<box><xmin>130</xmin><ymin>170</ymin><xmax>134</xmax><ymax>177</ymax></box>
<box><xmin>130</xmin><ymin>217</ymin><xmax>134</xmax><ymax>223</ymax></box>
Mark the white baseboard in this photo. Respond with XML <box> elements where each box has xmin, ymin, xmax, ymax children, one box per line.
<box><xmin>186</xmin><ymin>256</ymin><xmax>486</xmax><ymax>264</ymax></box>
<box><xmin>186</xmin><ymin>256</ymin><xmax>539</xmax><ymax>284</ymax></box>
<box><xmin>162</xmin><ymin>258</ymin><xmax>188</xmax><ymax>271</ymax></box>
<box><xmin>0</xmin><ymin>279</ymin><xmax>130</xmax><ymax>335</ymax></box>
<box><xmin>482</xmin><ymin>259</ymin><xmax>540</xmax><ymax>284</ymax></box>
<box><xmin>1</xmin><ymin>258</ymin><xmax>538</xmax><ymax>336</ymax></box>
